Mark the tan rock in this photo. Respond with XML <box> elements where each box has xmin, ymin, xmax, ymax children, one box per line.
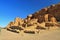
<box><xmin>37</xmin><ymin>22</ymin><xmax>45</xmax><ymax>28</ymax></box>
<box><xmin>28</xmin><ymin>14</ymin><xmax>32</xmax><ymax>18</ymax></box>
<box><xmin>6</xmin><ymin>22</ymin><xmax>14</xmax><ymax>28</ymax></box>
<box><xmin>6</xmin><ymin>3</ymin><xmax>60</xmax><ymax>33</ymax></box>
<box><xmin>27</xmin><ymin>19</ymin><xmax>38</xmax><ymax>25</ymax></box>
<box><xmin>27</xmin><ymin>14</ymin><xmax>32</xmax><ymax>21</ymax></box>
<box><xmin>44</xmin><ymin>14</ymin><xmax>49</xmax><ymax>22</ymax></box>
<box><xmin>52</xmin><ymin>4</ymin><xmax>55</xmax><ymax>7</ymax></box>
<box><xmin>14</xmin><ymin>17</ymin><xmax>24</xmax><ymax>26</ymax></box>
<box><xmin>24</xmin><ymin>29</ymin><xmax>39</xmax><ymax>34</ymax></box>
<box><xmin>44</xmin><ymin>8</ymin><xmax>48</xmax><ymax>11</ymax></box>
<box><xmin>45</xmin><ymin>22</ymin><xmax>55</xmax><ymax>30</ymax></box>
<box><xmin>50</xmin><ymin>17</ymin><xmax>57</xmax><ymax>23</ymax></box>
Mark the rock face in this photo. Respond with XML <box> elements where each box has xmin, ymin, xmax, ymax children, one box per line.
<box><xmin>14</xmin><ymin>17</ymin><xmax>24</xmax><ymax>26</ymax></box>
<box><xmin>6</xmin><ymin>3</ymin><xmax>60</xmax><ymax>33</ymax></box>
<box><xmin>31</xmin><ymin>4</ymin><xmax>60</xmax><ymax>22</ymax></box>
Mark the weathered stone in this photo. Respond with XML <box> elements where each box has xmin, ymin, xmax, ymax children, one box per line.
<box><xmin>6</xmin><ymin>3</ymin><xmax>60</xmax><ymax>33</ymax></box>
<box><xmin>27</xmin><ymin>19</ymin><xmax>38</xmax><ymax>25</ymax></box>
<box><xmin>14</xmin><ymin>17</ymin><xmax>24</xmax><ymax>26</ymax></box>
<box><xmin>6</xmin><ymin>22</ymin><xmax>14</xmax><ymax>29</ymax></box>
<box><xmin>50</xmin><ymin>17</ymin><xmax>57</xmax><ymax>23</ymax></box>
<box><xmin>44</xmin><ymin>14</ymin><xmax>49</xmax><ymax>22</ymax></box>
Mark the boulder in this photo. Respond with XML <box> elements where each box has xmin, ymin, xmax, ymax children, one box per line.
<box><xmin>14</xmin><ymin>17</ymin><xmax>24</xmax><ymax>26</ymax></box>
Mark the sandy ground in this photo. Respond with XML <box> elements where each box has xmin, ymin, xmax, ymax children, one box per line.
<box><xmin>0</xmin><ymin>29</ymin><xmax>60</xmax><ymax>40</ymax></box>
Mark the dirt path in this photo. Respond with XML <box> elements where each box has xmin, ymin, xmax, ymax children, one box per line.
<box><xmin>0</xmin><ymin>29</ymin><xmax>60</xmax><ymax>40</ymax></box>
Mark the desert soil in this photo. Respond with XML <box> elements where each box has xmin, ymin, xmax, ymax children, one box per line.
<box><xmin>0</xmin><ymin>29</ymin><xmax>60</xmax><ymax>40</ymax></box>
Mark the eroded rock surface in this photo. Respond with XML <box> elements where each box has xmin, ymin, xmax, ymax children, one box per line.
<box><xmin>6</xmin><ymin>3</ymin><xmax>60</xmax><ymax>33</ymax></box>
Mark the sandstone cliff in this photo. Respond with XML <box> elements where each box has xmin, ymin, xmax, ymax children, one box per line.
<box><xmin>31</xmin><ymin>3</ymin><xmax>60</xmax><ymax>22</ymax></box>
<box><xmin>6</xmin><ymin>3</ymin><xmax>60</xmax><ymax>33</ymax></box>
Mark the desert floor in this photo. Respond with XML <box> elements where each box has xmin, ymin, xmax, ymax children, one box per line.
<box><xmin>0</xmin><ymin>28</ymin><xmax>60</xmax><ymax>40</ymax></box>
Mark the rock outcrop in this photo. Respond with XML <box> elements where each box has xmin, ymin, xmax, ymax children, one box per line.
<box><xmin>6</xmin><ymin>3</ymin><xmax>60</xmax><ymax>33</ymax></box>
<box><xmin>31</xmin><ymin>4</ymin><xmax>60</xmax><ymax>22</ymax></box>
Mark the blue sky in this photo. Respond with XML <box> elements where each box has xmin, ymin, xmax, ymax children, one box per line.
<box><xmin>0</xmin><ymin>0</ymin><xmax>60</xmax><ymax>27</ymax></box>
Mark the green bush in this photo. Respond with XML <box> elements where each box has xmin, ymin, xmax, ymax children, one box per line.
<box><xmin>0</xmin><ymin>27</ymin><xmax>2</xmax><ymax>32</ymax></box>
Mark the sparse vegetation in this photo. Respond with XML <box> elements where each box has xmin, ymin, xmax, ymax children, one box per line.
<box><xmin>0</xmin><ymin>27</ymin><xmax>1</xmax><ymax>31</ymax></box>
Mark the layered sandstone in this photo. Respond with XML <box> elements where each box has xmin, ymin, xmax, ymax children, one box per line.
<box><xmin>6</xmin><ymin>3</ymin><xmax>60</xmax><ymax>33</ymax></box>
